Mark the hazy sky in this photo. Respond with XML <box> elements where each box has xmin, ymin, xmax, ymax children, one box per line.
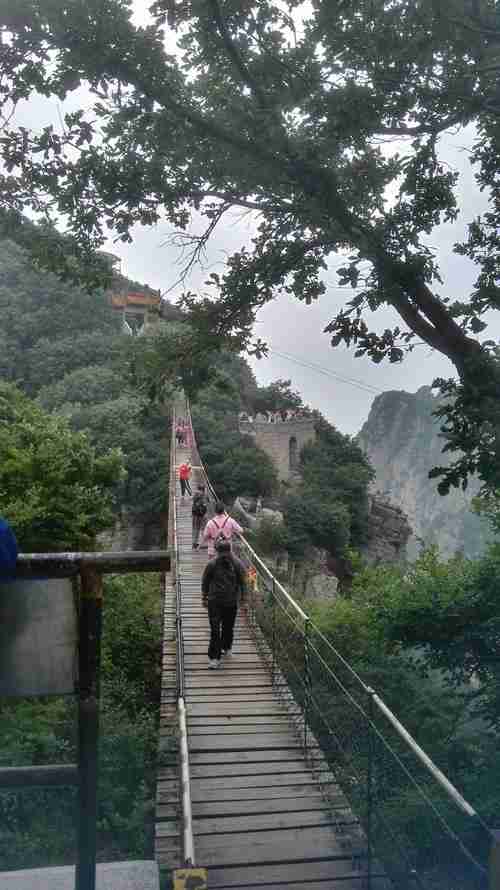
<box><xmin>9</xmin><ymin>5</ymin><xmax>500</xmax><ymax>436</ymax></box>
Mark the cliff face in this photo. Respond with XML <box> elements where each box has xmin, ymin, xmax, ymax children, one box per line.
<box><xmin>357</xmin><ymin>386</ymin><xmax>490</xmax><ymax>559</ymax></box>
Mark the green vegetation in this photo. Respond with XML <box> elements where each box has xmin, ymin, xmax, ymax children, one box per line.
<box><xmin>190</xmin><ymin>357</ymin><xmax>278</xmax><ymax>502</ymax></box>
<box><xmin>0</xmin><ymin>382</ymin><xmax>123</xmax><ymax>551</ymax></box>
<box><xmin>306</xmin><ymin>544</ymin><xmax>500</xmax><ymax>826</ymax></box>
<box><xmin>192</xmin><ymin>363</ymin><xmax>373</xmax><ymax>562</ymax></box>
<box><xmin>3</xmin><ymin>1</ymin><xmax>500</xmax><ymax>495</ymax></box>
<box><xmin>0</xmin><ymin>238</ymin><xmax>170</xmax><ymax>516</ymax></box>
<box><xmin>0</xmin><ymin>573</ymin><xmax>162</xmax><ymax>867</ymax></box>
<box><xmin>0</xmin><ymin>239</ymin><xmax>169</xmax><ymax>868</ymax></box>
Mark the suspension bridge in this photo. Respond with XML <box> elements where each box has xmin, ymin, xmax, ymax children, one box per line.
<box><xmin>0</xmin><ymin>404</ymin><xmax>496</xmax><ymax>890</ymax></box>
<box><xmin>155</xmin><ymin>404</ymin><xmax>494</xmax><ymax>890</ymax></box>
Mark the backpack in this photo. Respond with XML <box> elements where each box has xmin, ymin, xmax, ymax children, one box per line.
<box><xmin>212</xmin><ymin>515</ymin><xmax>229</xmax><ymax>548</ymax></box>
<box><xmin>210</xmin><ymin>557</ymin><xmax>239</xmax><ymax>604</ymax></box>
<box><xmin>192</xmin><ymin>493</ymin><xmax>207</xmax><ymax>517</ymax></box>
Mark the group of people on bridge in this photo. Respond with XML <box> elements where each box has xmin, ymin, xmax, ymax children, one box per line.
<box><xmin>175</xmin><ymin>418</ymin><xmax>192</xmax><ymax>447</ymax></box>
<box><xmin>239</xmin><ymin>408</ymin><xmax>310</xmax><ymax>424</ymax></box>
<box><xmin>178</xmin><ymin>457</ymin><xmax>246</xmax><ymax>670</ymax></box>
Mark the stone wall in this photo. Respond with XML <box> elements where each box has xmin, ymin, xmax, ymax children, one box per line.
<box><xmin>240</xmin><ymin>419</ymin><xmax>316</xmax><ymax>481</ymax></box>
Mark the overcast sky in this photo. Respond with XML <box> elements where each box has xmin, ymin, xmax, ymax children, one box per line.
<box><xmin>10</xmin><ymin>5</ymin><xmax>500</xmax><ymax>436</ymax></box>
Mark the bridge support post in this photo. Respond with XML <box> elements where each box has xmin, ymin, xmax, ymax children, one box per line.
<box><xmin>75</xmin><ymin>566</ymin><xmax>103</xmax><ymax>890</ymax></box>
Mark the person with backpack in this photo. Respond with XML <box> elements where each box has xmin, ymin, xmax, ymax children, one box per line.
<box><xmin>192</xmin><ymin>484</ymin><xmax>208</xmax><ymax>549</ymax></box>
<box><xmin>201</xmin><ymin>538</ymin><xmax>247</xmax><ymax>668</ymax></box>
<box><xmin>202</xmin><ymin>501</ymin><xmax>243</xmax><ymax>558</ymax></box>
<box><xmin>178</xmin><ymin>460</ymin><xmax>192</xmax><ymax>498</ymax></box>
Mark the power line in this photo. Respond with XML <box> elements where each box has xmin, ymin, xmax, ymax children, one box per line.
<box><xmin>268</xmin><ymin>347</ymin><xmax>384</xmax><ymax>396</ymax></box>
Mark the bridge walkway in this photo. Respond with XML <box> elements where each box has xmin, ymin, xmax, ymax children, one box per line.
<box><xmin>156</xmin><ymin>438</ymin><xmax>365</xmax><ymax>889</ymax></box>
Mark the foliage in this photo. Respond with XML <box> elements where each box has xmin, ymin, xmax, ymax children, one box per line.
<box><xmin>271</xmin><ymin>414</ymin><xmax>374</xmax><ymax>560</ymax></box>
<box><xmin>284</xmin><ymin>491</ymin><xmax>351</xmax><ymax>561</ymax></box>
<box><xmin>37</xmin><ymin>365</ymin><xmax>124</xmax><ymax>411</ymax></box>
<box><xmin>0</xmin><ymin>237</ymin><xmax>170</xmax><ymax>515</ymax></box>
<box><xmin>252</xmin><ymin>378</ymin><xmax>303</xmax><ymax>415</ymax></box>
<box><xmin>1</xmin><ymin>1</ymin><xmax>500</xmax><ymax>491</ymax></box>
<box><xmin>305</xmin><ymin>544</ymin><xmax>500</xmax><ymax>835</ymax></box>
<box><xmin>0</xmin><ymin>240</ymin><xmax>119</xmax><ymax>393</ymax></box>
<box><xmin>472</xmin><ymin>490</ymin><xmax>500</xmax><ymax>536</ymax></box>
<box><xmin>0</xmin><ymin>382</ymin><xmax>123</xmax><ymax>550</ymax></box>
<box><xmin>0</xmin><ymin>573</ymin><xmax>162</xmax><ymax>868</ymax></box>
<box><xmin>250</xmin><ymin>514</ymin><xmax>291</xmax><ymax>556</ymax></box>
<box><xmin>317</xmin><ymin>545</ymin><xmax>500</xmax><ymax>732</ymax></box>
<box><xmin>191</xmin><ymin>360</ymin><xmax>278</xmax><ymax>501</ymax></box>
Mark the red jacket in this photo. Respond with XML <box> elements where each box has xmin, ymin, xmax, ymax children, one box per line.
<box><xmin>179</xmin><ymin>463</ymin><xmax>191</xmax><ymax>480</ymax></box>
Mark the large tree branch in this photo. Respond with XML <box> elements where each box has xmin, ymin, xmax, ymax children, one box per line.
<box><xmin>207</xmin><ymin>0</ymin><xmax>269</xmax><ymax>110</ymax></box>
<box><xmin>375</xmin><ymin>111</ymin><xmax>465</xmax><ymax>136</ymax></box>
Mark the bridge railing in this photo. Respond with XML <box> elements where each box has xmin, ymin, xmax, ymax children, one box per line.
<box><xmin>187</xmin><ymin>403</ymin><xmax>495</xmax><ymax>890</ymax></box>
<box><xmin>170</xmin><ymin>404</ymin><xmax>195</xmax><ymax>870</ymax></box>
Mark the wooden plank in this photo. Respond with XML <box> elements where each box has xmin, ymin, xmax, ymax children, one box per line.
<box><xmin>188</xmin><ymin>775</ymin><xmax>335</xmax><ymax>792</ymax></box>
<box><xmin>196</xmin><ymin>859</ymin><xmax>366</xmax><ymax>888</ymax></box>
<box><xmin>188</xmin><ymin>748</ymin><xmax>315</xmax><ymax>763</ymax></box>
<box><xmin>159</xmin><ymin>810</ymin><xmax>350</xmax><ymax>838</ymax></box>
<box><xmin>193</xmin><ymin>826</ymin><xmax>352</xmax><ymax>867</ymax></box>
<box><xmin>190</xmin><ymin>797</ymin><xmax>339</xmax><ymax>817</ymax></box>
<box><xmin>186</xmin><ymin>704</ymin><xmax>288</xmax><ymax>718</ymax></box>
<box><xmin>188</xmin><ymin>733</ymin><xmax>302</xmax><ymax>751</ymax></box>
<box><xmin>208</xmin><ymin>878</ymin><xmax>370</xmax><ymax>890</ymax></box>
<box><xmin>160</xmin><ymin>784</ymin><xmax>338</xmax><ymax>803</ymax></box>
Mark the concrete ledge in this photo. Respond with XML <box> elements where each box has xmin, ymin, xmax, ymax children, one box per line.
<box><xmin>0</xmin><ymin>861</ymin><xmax>160</xmax><ymax>890</ymax></box>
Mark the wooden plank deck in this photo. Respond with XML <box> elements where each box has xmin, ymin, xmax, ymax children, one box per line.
<box><xmin>156</xmin><ymin>440</ymin><xmax>369</xmax><ymax>888</ymax></box>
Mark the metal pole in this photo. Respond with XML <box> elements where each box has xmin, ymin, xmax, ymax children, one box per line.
<box><xmin>76</xmin><ymin>566</ymin><xmax>103</xmax><ymax>890</ymax></box>
<box><xmin>271</xmin><ymin>578</ymin><xmax>276</xmax><ymax>688</ymax></box>
<box><xmin>178</xmin><ymin>696</ymin><xmax>195</xmax><ymax>867</ymax></box>
<box><xmin>367</xmin><ymin>689</ymin><xmax>374</xmax><ymax>890</ymax></box>
<box><xmin>303</xmin><ymin>618</ymin><xmax>310</xmax><ymax>753</ymax></box>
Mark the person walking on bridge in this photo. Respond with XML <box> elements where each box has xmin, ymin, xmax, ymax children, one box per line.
<box><xmin>202</xmin><ymin>501</ymin><xmax>243</xmax><ymax>558</ymax></box>
<box><xmin>192</xmin><ymin>483</ymin><xmax>208</xmax><ymax>549</ymax></box>
<box><xmin>178</xmin><ymin>460</ymin><xmax>192</xmax><ymax>498</ymax></box>
<box><xmin>202</xmin><ymin>538</ymin><xmax>247</xmax><ymax>668</ymax></box>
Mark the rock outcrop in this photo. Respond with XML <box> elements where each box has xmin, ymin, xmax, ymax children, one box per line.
<box><xmin>361</xmin><ymin>494</ymin><xmax>412</xmax><ymax>564</ymax></box>
<box><xmin>358</xmin><ymin>386</ymin><xmax>490</xmax><ymax>559</ymax></box>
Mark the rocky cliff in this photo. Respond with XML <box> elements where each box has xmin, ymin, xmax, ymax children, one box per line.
<box><xmin>358</xmin><ymin>386</ymin><xmax>490</xmax><ymax>559</ymax></box>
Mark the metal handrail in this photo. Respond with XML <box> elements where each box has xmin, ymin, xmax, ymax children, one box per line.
<box><xmin>185</xmin><ymin>400</ymin><xmax>492</xmax><ymax>873</ymax></box>
<box><xmin>171</xmin><ymin>405</ymin><xmax>195</xmax><ymax>868</ymax></box>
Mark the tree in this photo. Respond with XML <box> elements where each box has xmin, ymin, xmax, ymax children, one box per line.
<box><xmin>253</xmin><ymin>379</ymin><xmax>303</xmax><ymax>415</ymax></box>
<box><xmin>37</xmin><ymin>365</ymin><xmax>124</xmax><ymax>411</ymax></box>
<box><xmin>0</xmin><ymin>382</ymin><xmax>124</xmax><ymax>550</ymax></box>
<box><xmin>1</xmin><ymin>1</ymin><xmax>500</xmax><ymax>491</ymax></box>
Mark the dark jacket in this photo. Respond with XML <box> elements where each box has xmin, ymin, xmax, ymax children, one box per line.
<box><xmin>201</xmin><ymin>554</ymin><xmax>247</xmax><ymax>607</ymax></box>
<box><xmin>0</xmin><ymin>517</ymin><xmax>18</xmax><ymax>580</ymax></box>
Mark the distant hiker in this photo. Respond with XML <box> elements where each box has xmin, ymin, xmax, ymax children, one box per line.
<box><xmin>178</xmin><ymin>460</ymin><xmax>192</xmax><ymax>497</ymax></box>
<box><xmin>192</xmin><ymin>484</ymin><xmax>208</xmax><ymax>549</ymax></box>
<box><xmin>0</xmin><ymin>517</ymin><xmax>18</xmax><ymax>581</ymax></box>
<box><xmin>175</xmin><ymin>424</ymin><xmax>184</xmax><ymax>446</ymax></box>
<box><xmin>201</xmin><ymin>538</ymin><xmax>247</xmax><ymax>668</ymax></box>
<box><xmin>202</xmin><ymin>501</ymin><xmax>243</xmax><ymax>558</ymax></box>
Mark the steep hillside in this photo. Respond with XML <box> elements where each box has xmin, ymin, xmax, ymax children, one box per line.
<box><xmin>358</xmin><ymin>386</ymin><xmax>491</xmax><ymax>558</ymax></box>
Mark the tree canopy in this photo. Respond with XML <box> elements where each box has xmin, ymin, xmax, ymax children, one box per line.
<box><xmin>0</xmin><ymin>382</ymin><xmax>123</xmax><ymax>550</ymax></box>
<box><xmin>1</xmin><ymin>1</ymin><xmax>500</xmax><ymax>492</ymax></box>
